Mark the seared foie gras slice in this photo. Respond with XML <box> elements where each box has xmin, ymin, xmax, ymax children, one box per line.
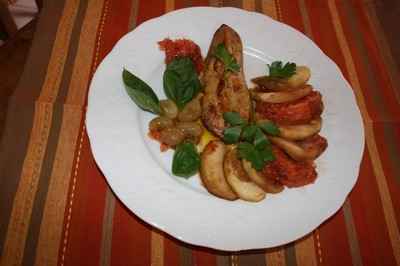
<box><xmin>202</xmin><ymin>24</ymin><xmax>251</xmax><ymax>137</ymax></box>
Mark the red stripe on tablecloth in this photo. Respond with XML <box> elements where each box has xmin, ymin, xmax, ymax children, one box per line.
<box><xmin>349</xmin><ymin>150</ymin><xmax>397</xmax><ymax>266</ymax></box>
<box><xmin>164</xmin><ymin>234</ymin><xmax>180</xmax><ymax>266</ymax></box>
<box><xmin>137</xmin><ymin>0</ymin><xmax>165</xmax><ymax>26</ymax></box>
<box><xmin>175</xmin><ymin>0</ymin><xmax>209</xmax><ymax>9</ymax></box>
<box><xmin>110</xmin><ymin>201</ymin><xmax>151</xmax><ymax>266</ymax></box>
<box><xmin>106</xmin><ymin>1</ymin><xmax>164</xmax><ymax>266</ymax></box>
<box><xmin>193</xmin><ymin>249</ymin><xmax>217</xmax><ymax>266</ymax></box>
<box><xmin>60</xmin><ymin>0</ymin><xmax>135</xmax><ymax>265</ymax></box>
<box><xmin>316</xmin><ymin>210</ymin><xmax>353</xmax><ymax>266</ymax></box>
<box><xmin>60</xmin><ymin>132</ymin><xmax>108</xmax><ymax>266</ymax></box>
<box><xmin>276</xmin><ymin>0</ymin><xmax>305</xmax><ymax>32</ymax></box>
<box><xmin>334</xmin><ymin>1</ymin><xmax>393</xmax><ymax>122</ymax></box>
<box><xmin>278</xmin><ymin>1</ymin><xmax>356</xmax><ymax>266</ymax></box>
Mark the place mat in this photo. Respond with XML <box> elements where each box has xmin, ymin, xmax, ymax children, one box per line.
<box><xmin>0</xmin><ymin>0</ymin><xmax>399</xmax><ymax>266</ymax></box>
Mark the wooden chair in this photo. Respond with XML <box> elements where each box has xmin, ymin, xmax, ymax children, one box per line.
<box><xmin>0</xmin><ymin>0</ymin><xmax>42</xmax><ymax>40</ymax></box>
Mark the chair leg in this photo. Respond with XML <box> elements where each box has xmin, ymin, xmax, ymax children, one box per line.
<box><xmin>0</xmin><ymin>1</ymin><xmax>17</xmax><ymax>37</ymax></box>
<box><xmin>35</xmin><ymin>0</ymin><xmax>43</xmax><ymax>10</ymax></box>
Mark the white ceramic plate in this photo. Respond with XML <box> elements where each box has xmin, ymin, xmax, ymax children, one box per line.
<box><xmin>86</xmin><ymin>7</ymin><xmax>364</xmax><ymax>251</ymax></box>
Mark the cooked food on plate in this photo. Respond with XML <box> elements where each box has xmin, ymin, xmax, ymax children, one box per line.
<box><xmin>121</xmin><ymin>24</ymin><xmax>328</xmax><ymax>202</ymax></box>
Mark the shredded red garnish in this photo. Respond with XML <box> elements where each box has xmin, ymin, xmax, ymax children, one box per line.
<box><xmin>158</xmin><ymin>38</ymin><xmax>204</xmax><ymax>73</ymax></box>
<box><xmin>148</xmin><ymin>130</ymin><xmax>170</xmax><ymax>152</ymax></box>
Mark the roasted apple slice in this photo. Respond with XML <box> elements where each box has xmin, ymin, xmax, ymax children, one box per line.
<box><xmin>200</xmin><ymin>140</ymin><xmax>238</xmax><ymax>200</ymax></box>
<box><xmin>223</xmin><ymin>146</ymin><xmax>265</xmax><ymax>202</ymax></box>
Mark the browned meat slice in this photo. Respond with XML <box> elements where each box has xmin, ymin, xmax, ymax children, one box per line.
<box><xmin>201</xmin><ymin>24</ymin><xmax>251</xmax><ymax>137</ymax></box>
<box><xmin>255</xmin><ymin>91</ymin><xmax>323</xmax><ymax>125</ymax></box>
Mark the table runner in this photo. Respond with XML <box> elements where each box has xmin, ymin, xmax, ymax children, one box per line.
<box><xmin>1</xmin><ymin>0</ymin><xmax>399</xmax><ymax>265</ymax></box>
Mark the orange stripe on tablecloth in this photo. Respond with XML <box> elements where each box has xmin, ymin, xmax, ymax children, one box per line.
<box><xmin>110</xmin><ymin>201</ymin><xmax>151</xmax><ymax>266</ymax></box>
<box><xmin>333</xmin><ymin>1</ymin><xmax>400</xmax><ymax>264</ymax></box>
<box><xmin>242</xmin><ymin>0</ymin><xmax>255</xmax><ymax>11</ymax></box>
<box><xmin>260</xmin><ymin>0</ymin><xmax>278</xmax><ymax>20</ymax></box>
<box><xmin>265</xmin><ymin>248</ymin><xmax>286</xmax><ymax>266</ymax></box>
<box><xmin>0</xmin><ymin>103</ymin><xmax>53</xmax><ymax>266</ymax></box>
<box><xmin>33</xmin><ymin>1</ymin><xmax>105</xmax><ymax>266</ymax></box>
<box><xmin>59</xmin><ymin>132</ymin><xmax>108</xmax><ymax>266</ymax></box>
<box><xmin>151</xmin><ymin>230</ymin><xmax>164</xmax><ymax>266</ymax></box>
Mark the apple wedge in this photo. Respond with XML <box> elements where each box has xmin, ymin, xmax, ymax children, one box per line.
<box><xmin>223</xmin><ymin>146</ymin><xmax>266</xmax><ymax>202</ymax></box>
<box><xmin>200</xmin><ymin>141</ymin><xmax>238</xmax><ymax>200</ymax></box>
<box><xmin>242</xmin><ymin>160</ymin><xmax>284</xmax><ymax>194</ymax></box>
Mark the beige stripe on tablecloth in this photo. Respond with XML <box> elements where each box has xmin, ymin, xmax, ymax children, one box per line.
<box><xmin>0</xmin><ymin>103</ymin><xmax>53</xmax><ymax>266</ymax></box>
<box><xmin>328</xmin><ymin>1</ymin><xmax>400</xmax><ymax>264</ymax></box>
<box><xmin>33</xmin><ymin>0</ymin><xmax>105</xmax><ymax>265</ymax></box>
<box><xmin>0</xmin><ymin>0</ymin><xmax>82</xmax><ymax>265</ymax></box>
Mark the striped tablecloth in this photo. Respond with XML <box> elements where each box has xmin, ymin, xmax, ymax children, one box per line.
<box><xmin>1</xmin><ymin>0</ymin><xmax>399</xmax><ymax>265</ymax></box>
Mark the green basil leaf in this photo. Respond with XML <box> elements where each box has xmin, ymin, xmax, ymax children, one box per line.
<box><xmin>214</xmin><ymin>43</ymin><xmax>240</xmax><ymax>73</ymax></box>
<box><xmin>259</xmin><ymin>147</ymin><xmax>275</xmax><ymax>163</ymax></box>
<box><xmin>163</xmin><ymin>58</ymin><xmax>201</xmax><ymax>110</ymax></box>
<box><xmin>237</xmin><ymin>143</ymin><xmax>264</xmax><ymax>171</ymax></box>
<box><xmin>123</xmin><ymin>69</ymin><xmax>161</xmax><ymax>114</ymax></box>
<box><xmin>163</xmin><ymin>69</ymin><xmax>179</xmax><ymax>102</ymax></box>
<box><xmin>172</xmin><ymin>142</ymin><xmax>200</xmax><ymax>178</ymax></box>
<box><xmin>258</xmin><ymin>121</ymin><xmax>280</xmax><ymax>136</ymax></box>
<box><xmin>223</xmin><ymin>112</ymin><xmax>246</xmax><ymax>126</ymax></box>
<box><xmin>253</xmin><ymin>128</ymin><xmax>269</xmax><ymax>150</ymax></box>
<box><xmin>223</xmin><ymin>126</ymin><xmax>242</xmax><ymax>144</ymax></box>
<box><xmin>241</xmin><ymin>125</ymin><xmax>258</xmax><ymax>142</ymax></box>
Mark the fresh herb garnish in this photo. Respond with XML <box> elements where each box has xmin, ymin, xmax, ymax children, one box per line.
<box><xmin>268</xmin><ymin>61</ymin><xmax>296</xmax><ymax>79</ymax></box>
<box><xmin>258</xmin><ymin>121</ymin><xmax>280</xmax><ymax>136</ymax></box>
<box><xmin>237</xmin><ymin>143</ymin><xmax>267</xmax><ymax>171</ymax></box>
<box><xmin>253</xmin><ymin>128</ymin><xmax>269</xmax><ymax>150</ymax></box>
<box><xmin>163</xmin><ymin>57</ymin><xmax>201</xmax><ymax>110</ymax></box>
<box><xmin>172</xmin><ymin>142</ymin><xmax>201</xmax><ymax>178</ymax></box>
<box><xmin>223</xmin><ymin>111</ymin><xmax>246</xmax><ymax>126</ymax></box>
<box><xmin>122</xmin><ymin>69</ymin><xmax>161</xmax><ymax>114</ymax></box>
<box><xmin>214</xmin><ymin>43</ymin><xmax>240</xmax><ymax>73</ymax></box>
<box><xmin>222</xmin><ymin>112</ymin><xmax>278</xmax><ymax>170</ymax></box>
<box><xmin>223</xmin><ymin>126</ymin><xmax>242</xmax><ymax>144</ymax></box>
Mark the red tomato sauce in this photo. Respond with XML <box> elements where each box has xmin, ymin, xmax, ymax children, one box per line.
<box><xmin>158</xmin><ymin>38</ymin><xmax>204</xmax><ymax>73</ymax></box>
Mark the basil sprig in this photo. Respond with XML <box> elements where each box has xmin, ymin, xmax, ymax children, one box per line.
<box><xmin>163</xmin><ymin>57</ymin><xmax>201</xmax><ymax>110</ymax></box>
<box><xmin>122</xmin><ymin>69</ymin><xmax>161</xmax><ymax>114</ymax></box>
<box><xmin>222</xmin><ymin>112</ymin><xmax>280</xmax><ymax>171</ymax></box>
<box><xmin>268</xmin><ymin>61</ymin><xmax>296</xmax><ymax>79</ymax></box>
<box><xmin>214</xmin><ymin>43</ymin><xmax>240</xmax><ymax>73</ymax></box>
<box><xmin>172</xmin><ymin>142</ymin><xmax>201</xmax><ymax>178</ymax></box>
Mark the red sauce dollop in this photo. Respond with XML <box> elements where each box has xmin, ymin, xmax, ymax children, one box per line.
<box><xmin>158</xmin><ymin>38</ymin><xmax>204</xmax><ymax>73</ymax></box>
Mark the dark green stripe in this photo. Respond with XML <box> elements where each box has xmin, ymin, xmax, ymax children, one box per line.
<box><xmin>284</xmin><ymin>243</ymin><xmax>297</xmax><ymax>266</ymax></box>
<box><xmin>0</xmin><ymin>0</ymin><xmax>66</xmax><ymax>256</ymax></box>
<box><xmin>340</xmin><ymin>0</ymin><xmax>392</xmax><ymax>121</ymax></box>
<box><xmin>179</xmin><ymin>245</ymin><xmax>194</xmax><ymax>266</ymax></box>
<box><xmin>22</xmin><ymin>0</ymin><xmax>90</xmax><ymax>265</ymax></box>
<box><xmin>238</xmin><ymin>252</ymin><xmax>266</xmax><ymax>266</ymax></box>
<box><xmin>216</xmin><ymin>254</ymin><xmax>231</xmax><ymax>266</ymax></box>
<box><xmin>373</xmin><ymin>0</ymin><xmax>400</xmax><ymax>69</ymax></box>
<box><xmin>382</xmin><ymin>122</ymin><xmax>400</xmax><ymax>184</ymax></box>
<box><xmin>222</xmin><ymin>0</ymin><xmax>242</xmax><ymax>8</ymax></box>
